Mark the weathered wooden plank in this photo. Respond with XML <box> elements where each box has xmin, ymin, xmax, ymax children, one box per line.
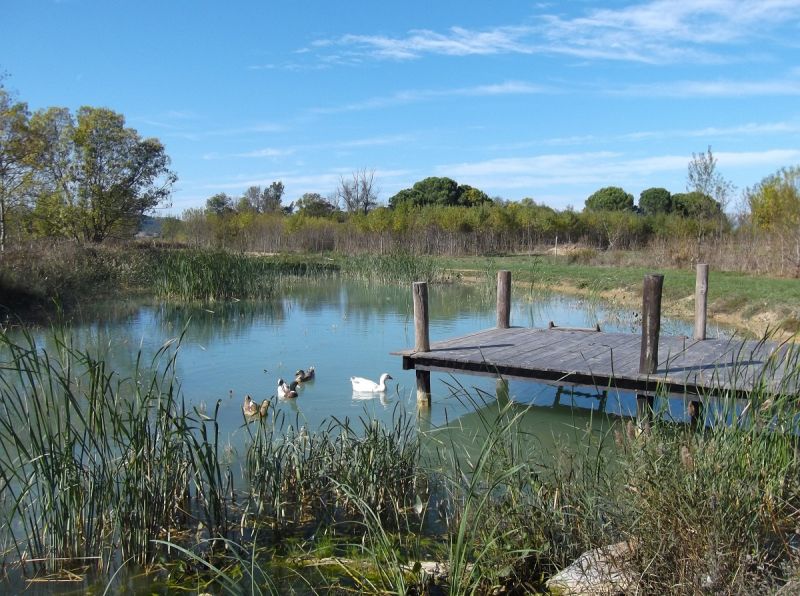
<box><xmin>395</xmin><ymin>327</ymin><xmax>798</xmax><ymax>398</ymax></box>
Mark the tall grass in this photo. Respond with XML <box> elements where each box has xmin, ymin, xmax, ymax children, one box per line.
<box><xmin>337</xmin><ymin>252</ymin><xmax>444</xmax><ymax>284</ymax></box>
<box><xmin>149</xmin><ymin>249</ymin><xmax>336</xmax><ymax>301</ymax></box>
<box><xmin>0</xmin><ymin>326</ymin><xmax>228</xmax><ymax>572</ymax></box>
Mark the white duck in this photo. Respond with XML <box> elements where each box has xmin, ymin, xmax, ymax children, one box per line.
<box><xmin>350</xmin><ymin>373</ymin><xmax>393</xmax><ymax>393</ymax></box>
<box><xmin>277</xmin><ymin>378</ymin><xmax>299</xmax><ymax>399</ymax></box>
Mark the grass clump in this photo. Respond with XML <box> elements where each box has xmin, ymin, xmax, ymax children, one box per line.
<box><xmin>337</xmin><ymin>252</ymin><xmax>444</xmax><ymax>284</ymax></box>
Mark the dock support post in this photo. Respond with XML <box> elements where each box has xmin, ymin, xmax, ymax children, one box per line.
<box><xmin>694</xmin><ymin>263</ymin><xmax>708</xmax><ymax>341</ymax></box>
<box><xmin>638</xmin><ymin>273</ymin><xmax>664</xmax><ymax>431</ymax></box>
<box><xmin>413</xmin><ymin>281</ymin><xmax>431</xmax><ymax>406</ymax></box>
<box><xmin>497</xmin><ymin>270</ymin><xmax>511</xmax><ymax>329</ymax></box>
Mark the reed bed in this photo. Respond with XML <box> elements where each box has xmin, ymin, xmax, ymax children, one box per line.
<box><xmin>148</xmin><ymin>249</ymin><xmax>335</xmax><ymax>301</ymax></box>
<box><xmin>337</xmin><ymin>252</ymin><xmax>444</xmax><ymax>284</ymax></box>
<box><xmin>0</xmin><ymin>326</ymin><xmax>230</xmax><ymax>574</ymax></box>
<box><xmin>243</xmin><ymin>409</ymin><xmax>423</xmax><ymax>538</ymax></box>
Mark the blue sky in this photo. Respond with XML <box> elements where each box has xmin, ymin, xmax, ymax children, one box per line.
<box><xmin>3</xmin><ymin>0</ymin><xmax>800</xmax><ymax>214</ymax></box>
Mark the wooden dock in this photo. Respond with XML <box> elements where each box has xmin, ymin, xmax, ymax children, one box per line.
<box><xmin>394</xmin><ymin>269</ymin><xmax>799</xmax><ymax>407</ymax></box>
<box><xmin>395</xmin><ymin>326</ymin><xmax>799</xmax><ymax>398</ymax></box>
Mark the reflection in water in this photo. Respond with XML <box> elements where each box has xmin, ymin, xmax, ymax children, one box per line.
<box><xmin>12</xmin><ymin>278</ymin><xmax>728</xmax><ymax>451</ymax></box>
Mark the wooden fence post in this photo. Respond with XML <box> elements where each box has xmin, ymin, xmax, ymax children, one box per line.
<box><xmin>413</xmin><ymin>281</ymin><xmax>431</xmax><ymax>406</ymax></box>
<box><xmin>637</xmin><ymin>273</ymin><xmax>664</xmax><ymax>431</ymax></box>
<box><xmin>694</xmin><ymin>263</ymin><xmax>708</xmax><ymax>341</ymax></box>
<box><xmin>497</xmin><ymin>270</ymin><xmax>511</xmax><ymax>329</ymax></box>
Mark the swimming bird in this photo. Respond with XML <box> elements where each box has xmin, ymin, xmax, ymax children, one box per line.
<box><xmin>277</xmin><ymin>378</ymin><xmax>299</xmax><ymax>399</ymax></box>
<box><xmin>243</xmin><ymin>394</ymin><xmax>259</xmax><ymax>417</ymax></box>
<box><xmin>295</xmin><ymin>366</ymin><xmax>315</xmax><ymax>383</ymax></box>
<box><xmin>350</xmin><ymin>373</ymin><xmax>393</xmax><ymax>393</ymax></box>
<box><xmin>259</xmin><ymin>399</ymin><xmax>270</xmax><ymax>417</ymax></box>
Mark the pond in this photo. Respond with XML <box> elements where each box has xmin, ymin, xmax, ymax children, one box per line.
<box><xmin>22</xmin><ymin>278</ymin><xmax>718</xmax><ymax>443</ymax></box>
<box><xmin>3</xmin><ymin>277</ymin><xmax>739</xmax><ymax>593</ymax></box>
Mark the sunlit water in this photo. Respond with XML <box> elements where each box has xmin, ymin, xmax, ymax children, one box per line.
<box><xmin>21</xmin><ymin>278</ymin><xmax>731</xmax><ymax>444</ymax></box>
<box><xmin>6</xmin><ymin>278</ymin><xmax>738</xmax><ymax>593</ymax></box>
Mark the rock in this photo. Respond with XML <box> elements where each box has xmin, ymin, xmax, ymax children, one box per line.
<box><xmin>546</xmin><ymin>541</ymin><xmax>636</xmax><ymax>595</ymax></box>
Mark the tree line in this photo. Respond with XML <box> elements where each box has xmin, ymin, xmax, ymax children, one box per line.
<box><xmin>2</xmin><ymin>85</ymin><xmax>799</xmax><ymax>274</ymax></box>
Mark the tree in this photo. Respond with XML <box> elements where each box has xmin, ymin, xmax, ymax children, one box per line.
<box><xmin>747</xmin><ymin>166</ymin><xmax>800</xmax><ymax>275</ymax></box>
<box><xmin>687</xmin><ymin>146</ymin><xmax>735</xmax><ymax>214</ymax></box>
<box><xmin>295</xmin><ymin>192</ymin><xmax>338</xmax><ymax>217</ymax></box>
<box><xmin>671</xmin><ymin>191</ymin><xmax>722</xmax><ymax>219</ymax></box>
<box><xmin>261</xmin><ymin>181</ymin><xmax>284</xmax><ymax>213</ymax></box>
<box><xmin>337</xmin><ymin>169</ymin><xmax>378</xmax><ymax>214</ymax></box>
<box><xmin>388</xmin><ymin>177</ymin><xmax>492</xmax><ymax>208</ymax></box>
<box><xmin>584</xmin><ymin>186</ymin><xmax>635</xmax><ymax>212</ymax></box>
<box><xmin>0</xmin><ymin>88</ymin><xmax>34</xmax><ymax>251</ymax></box>
<box><xmin>205</xmin><ymin>192</ymin><xmax>234</xmax><ymax>215</ymax></box>
<box><xmin>638</xmin><ymin>187</ymin><xmax>672</xmax><ymax>215</ymax></box>
<box><xmin>30</xmin><ymin>106</ymin><xmax>176</xmax><ymax>242</ymax></box>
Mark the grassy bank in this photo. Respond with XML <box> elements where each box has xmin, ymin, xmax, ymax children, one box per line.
<box><xmin>435</xmin><ymin>254</ymin><xmax>800</xmax><ymax>338</ymax></box>
<box><xmin>1</xmin><ymin>241</ymin><xmax>796</xmax><ymax>337</ymax></box>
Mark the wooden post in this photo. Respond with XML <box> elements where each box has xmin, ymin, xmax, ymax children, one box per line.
<box><xmin>497</xmin><ymin>270</ymin><xmax>511</xmax><ymax>329</ymax></box>
<box><xmin>412</xmin><ymin>281</ymin><xmax>431</xmax><ymax>405</ymax></box>
<box><xmin>638</xmin><ymin>273</ymin><xmax>664</xmax><ymax>431</ymax></box>
<box><xmin>639</xmin><ymin>274</ymin><xmax>664</xmax><ymax>375</ymax></box>
<box><xmin>413</xmin><ymin>282</ymin><xmax>430</xmax><ymax>352</ymax></box>
<box><xmin>694</xmin><ymin>263</ymin><xmax>708</xmax><ymax>341</ymax></box>
<box><xmin>416</xmin><ymin>370</ymin><xmax>431</xmax><ymax>407</ymax></box>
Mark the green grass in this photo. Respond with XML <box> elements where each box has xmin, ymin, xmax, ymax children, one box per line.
<box><xmin>435</xmin><ymin>254</ymin><xmax>800</xmax><ymax>329</ymax></box>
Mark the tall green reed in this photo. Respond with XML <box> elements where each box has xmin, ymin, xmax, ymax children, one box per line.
<box><xmin>0</xmin><ymin>326</ymin><xmax>228</xmax><ymax>572</ymax></box>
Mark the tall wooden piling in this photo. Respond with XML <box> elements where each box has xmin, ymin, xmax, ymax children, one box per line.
<box><xmin>639</xmin><ymin>274</ymin><xmax>664</xmax><ymax>375</ymax></box>
<box><xmin>694</xmin><ymin>263</ymin><xmax>708</xmax><ymax>341</ymax></box>
<box><xmin>497</xmin><ymin>270</ymin><xmax>511</xmax><ymax>329</ymax></box>
<box><xmin>637</xmin><ymin>273</ymin><xmax>664</xmax><ymax>431</ymax></box>
<box><xmin>413</xmin><ymin>281</ymin><xmax>431</xmax><ymax>406</ymax></box>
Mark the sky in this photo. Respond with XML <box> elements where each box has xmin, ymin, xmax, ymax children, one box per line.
<box><xmin>3</xmin><ymin>0</ymin><xmax>800</xmax><ymax>215</ymax></box>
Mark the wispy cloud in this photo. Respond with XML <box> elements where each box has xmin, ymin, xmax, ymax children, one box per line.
<box><xmin>614</xmin><ymin>75</ymin><xmax>800</xmax><ymax>97</ymax></box>
<box><xmin>484</xmin><ymin>121</ymin><xmax>800</xmax><ymax>151</ymax></box>
<box><xmin>305</xmin><ymin>0</ymin><xmax>800</xmax><ymax>65</ymax></box>
<box><xmin>435</xmin><ymin>148</ymin><xmax>800</xmax><ymax>191</ymax></box>
<box><xmin>201</xmin><ymin>134</ymin><xmax>417</xmax><ymax>161</ymax></box>
<box><xmin>309</xmin><ymin>81</ymin><xmax>552</xmax><ymax>114</ymax></box>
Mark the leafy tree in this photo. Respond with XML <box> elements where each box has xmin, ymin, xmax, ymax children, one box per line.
<box><xmin>389</xmin><ymin>177</ymin><xmax>492</xmax><ymax>208</ymax></box>
<box><xmin>671</xmin><ymin>191</ymin><xmax>722</xmax><ymax>219</ymax></box>
<box><xmin>30</xmin><ymin>106</ymin><xmax>176</xmax><ymax>242</ymax></box>
<box><xmin>261</xmin><ymin>181</ymin><xmax>284</xmax><ymax>213</ymax></box>
<box><xmin>0</xmin><ymin>88</ymin><xmax>34</xmax><ymax>251</ymax></box>
<box><xmin>747</xmin><ymin>166</ymin><xmax>800</xmax><ymax>274</ymax></box>
<box><xmin>639</xmin><ymin>187</ymin><xmax>672</xmax><ymax>215</ymax></box>
<box><xmin>295</xmin><ymin>192</ymin><xmax>338</xmax><ymax>217</ymax></box>
<box><xmin>687</xmin><ymin>146</ymin><xmax>735</xmax><ymax>214</ymax></box>
<box><xmin>584</xmin><ymin>186</ymin><xmax>635</xmax><ymax>212</ymax></box>
<box><xmin>205</xmin><ymin>192</ymin><xmax>234</xmax><ymax>215</ymax></box>
<box><xmin>459</xmin><ymin>185</ymin><xmax>492</xmax><ymax>206</ymax></box>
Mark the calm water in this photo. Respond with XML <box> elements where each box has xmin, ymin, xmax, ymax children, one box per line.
<box><xmin>22</xmin><ymin>278</ymin><xmax>724</xmax><ymax>445</ymax></box>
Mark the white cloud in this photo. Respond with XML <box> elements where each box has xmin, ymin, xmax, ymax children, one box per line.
<box><xmin>307</xmin><ymin>0</ymin><xmax>800</xmax><ymax>65</ymax></box>
<box><xmin>310</xmin><ymin>80</ymin><xmax>552</xmax><ymax>114</ymax></box>
<box><xmin>616</xmin><ymin>76</ymin><xmax>800</xmax><ymax>97</ymax></box>
<box><xmin>435</xmin><ymin>148</ymin><xmax>800</xmax><ymax>192</ymax></box>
